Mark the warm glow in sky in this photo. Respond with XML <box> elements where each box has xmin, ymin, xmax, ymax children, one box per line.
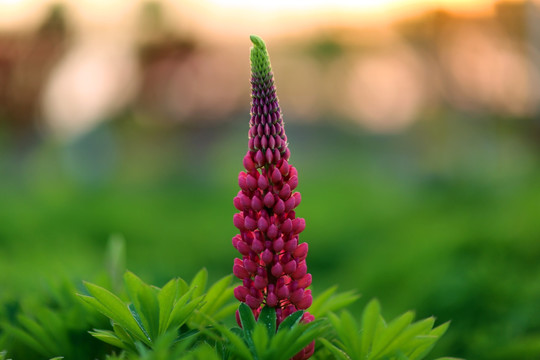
<box><xmin>0</xmin><ymin>0</ymin><xmax>528</xmax><ymax>34</ymax></box>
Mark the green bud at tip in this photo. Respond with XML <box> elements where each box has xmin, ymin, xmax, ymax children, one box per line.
<box><xmin>250</xmin><ymin>34</ymin><xmax>266</xmax><ymax>50</ymax></box>
<box><xmin>250</xmin><ymin>35</ymin><xmax>271</xmax><ymax>77</ymax></box>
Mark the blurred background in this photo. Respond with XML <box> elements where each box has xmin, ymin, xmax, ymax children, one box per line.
<box><xmin>1</xmin><ymin>0</ymin><xmax>540</xmax><ymax>358</ymax></box>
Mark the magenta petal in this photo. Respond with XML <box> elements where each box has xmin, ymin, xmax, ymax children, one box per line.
<box><xmin>233</xmin><ymin>264</ymin><xmax>250</xmax><ymax>279</ymax></box>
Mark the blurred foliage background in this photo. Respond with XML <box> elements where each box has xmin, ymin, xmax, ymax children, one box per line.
<box><xmin>1</xmin><ymin>0</ymin><xmax>540</xmax><ymax>359</ymax></box>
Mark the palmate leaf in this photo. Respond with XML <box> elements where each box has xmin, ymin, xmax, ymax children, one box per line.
<box><xmin>309</xmin><ymin>286</ymin><xmax>360</xmax><ymax>318</ymax></box>
<box><xmin>79</xmin><ymin>282</ymin><xmax>151</xmax><ymax>345</ymax></box>
<box><xmin>258</xmin><ymin>306</ymin><xmax>276</xmax><ymax>337</ymax></box>
<box><xmin>318</xmin><ymin>338</ymin><xmax>351</xmax><ymax>360</ymax></box>
<box><xmin>361</xmin><ymin>299</ymin><xmax>381</xmax><ymax>357</ymax></box>
<box><xmin>124</xmin><ymin>272</ymin><xmax>160</xmax><ymax>341</ymax></box>
<box><xmin>217</xmin><ymin>304</ymin><xmax>327</xmax><ymax>360</ymax></box>
<box><xmin>370</xmin><ymin>310</ymin><xmax>415</xmax><ymax>358</ymax></box>
<box><xmin>190</xmin><ymin>268</ymin><xmax>208</xmax><ymax>299</ymax></box>
<box><xmin>89</xmin><ymin>329</ymin><xmax>126</xmax><ymax>349</ymax></box>
<box><xmin>1</xmin><ymin>321</ymin><xmax>49</xmax><ymax>356</ymax></box>
<box><xmin>189</xmin><ymin>274</ymin><xmax>236</xmax><ymax>327</ymax></box>
<box><xmin>238</xmin><ymin>303</ymin><xmax>257</xmax><ymax>334</ymax></box>
<box><xmin>79</xmin><ymin>270</ymin><xmax>211</xmax><ymax>354</ymax></box>
<box><xmin>198</xmin><ymin>313</ymin><xmax>252</xmax><ymax>360</ymax></box>
<box><xmin>321</xmin><ymin>299</ymin><xmax>452</xmax><ymax>360</ymax></box>
<box><xmin>158</xmin><ymin>278</ymin><xmax>180</xmax><ymax>334</ymax></box>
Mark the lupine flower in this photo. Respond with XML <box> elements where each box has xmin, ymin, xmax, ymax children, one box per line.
<box><xmin>232</xmin><ymin>35</ymin><xmax>314</xmax><ymax>360</ymax></box>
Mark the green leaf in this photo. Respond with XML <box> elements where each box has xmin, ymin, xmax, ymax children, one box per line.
<box><xmin>34</xmin><ymin>308</ymin><xmax>69</xmax><ymax>351</ymax></box>
<box><xmin>371</xmin><ymin>310</ymin><xmax>415</xmax><ymax>358</ymax></box>
<box><xmin>177</xmin><ymin>278</ymin><xmax>189</xmax><ymax>298</ymax></box>
<box><xmin>361</xmin><ymin>299</ymin><xmax>381</xmax><ymax>357</ymax></box>
<box><xmin>309</xmin><ymin>287</ymin><xmax>360</xmax><ymax>318</ymax></box>
<box><xmin>405</xmin><ymin>335</ymin><xmax>440</xmax><ymax>360</ymax></box>
<box><xmin>112</xmin><ymin>322</ymin><xmax>135</xmax><ymax>348</ymax></box>
<box><xmin>309</xmin><ymin>286</ymin><xmax>337</xmax><ymax>315</ymax></box>
<box><xmin>328</xmin><ymin>313</ymin><xmax>348</xmax><ymax>349</ymax></box>
<box><xmin>272</xmin><ymin>319</ymin><xmax>327</xmax><ymax>359</ymax></box>
<box><xmin>90</xmin><ymin>329</ymin><xmax>125</xmax><ymax>349</ymax></box>
<box><xmin>379</xmin><ymin>317</ymin><xmax>435</xmax><ymax>358</ymax></box>
<box><xmin>190</xmin><ymin>268</ymin><xmax>208</xmax><ymax>299</ymax></box>
<box><xmin>238</xmin><ymin>303</ymin><xmax>256</xmax><ymax>333</ymax></box>
<box><xmin>198</xmin><ymin>313</ymin><xmax>252</xmax><ymax>360</ymax></box>
<box><xmin>198</xmin><ymin>275</ymin><xmax>232</xmax><ymax>316</ymax></box>
<box><xmin>166</xmin><ymin>294</ymin><xmax>203</xmax><ymax>331</ymax></box>
<box><xmin>430</xmin><ymin>321</ymin><xmax>450</xmax><ymax>338</ymax></box>
<box><xmin>339</xmin><ymin>311</ymin><xmax>361</xmax><ymax>358</ymax></box>
<box><xmin>252</xmin><ymin>323</ymin><xmax>269</xmax><ymax>358</ymax></box>
<box><xmin>128</xmin><ymin>304</ymin><xmax>151</xmax><ymax>343</ymax></box>
<box><xmin>165</xmin><ymin>286</ymin><xmax>197</xmax><ymax>330</ymax></box>
<box><xmin>124</xmin><ymin>272</ymin><xmax>145</xmax><ymax>314</ymax></box>
<box><xmin>258</xmin><ymin>306</ymin><xmax>276</xmax><ymax>337</ymax></box>
<box><xmin>16</xmin><ymin>314</ymin><xmax>59</xmax><ymax>354</ymax></box>
<box><xmin>158</xmin><ymin>278</ymin><xmax>179</xmax><ymax>334</ymax></box>
<box><xmin>78</xmin><ymin>283</ymin><xmax>150</xmax><ymax>346</ymax></box>
<box><xmin>1</xmin><ymin>321</ymin><xmax>49</xmax><ymax>356</ymax></box>
<box><xmin>319</xmin><ymin>338</ymin><xmax>352</xmax><ymax>360</ymax></box>
<box><xmin>137</xmin><ymin>282</ymin><xmax>160</xmax><ymax>341</ymax></box>
<box><xmin>277</xmin><ymin>310</ymin><xmax>304</xmax><ymax>331</ymax></box>
<box><xmin>212</xmin><ymin>302</ymin><xmax>238</xmax><ymax>321</ymax></box>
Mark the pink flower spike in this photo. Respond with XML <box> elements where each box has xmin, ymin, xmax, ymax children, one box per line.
<box><xmin>234</xmin><ymin>286</ymin><xmax>249</xmax><ymax>301</ymax></box>
<box><xmin>290</xmin><ymin>288</ymin><xmax>304</xmax><ymax>305</ymax></box>
<box><xmin>245</xmin><ymin>294</ymin><xmax>262</xmax><ymax>309</ymax></box>
<box><xmin>284</xmin><ymin>197</ymin><xmax>296</xmax><ymax>212</ymax></box>
<box><xmin>292</xmin><ymin>218</ymin><xmax>306</xmax><ymax>234</ymax></box>
<box><xmin>283</xmin><ymin>260</ymin><xmax>297</xmax><ymax>275</ymax></box>
<box><xmin>243</xmin><ymin>258</ymin><xmax>258</xmax><ymax>273</ymax></box>
<box><xmin>257</xmin><ymin>175</ymin><xmax>269</xmax><ymax>190</ymax></box>
<box><xmin>273</xmin><ymin>236</ymin><xmax>285</xmax><ymax>251</ymax></box>
<box><xmin>233</xmin><ymin>196</ymin><xmax>243</xmax><ymax>211</ymax></box>
<box><xmin>293</xmin><ymin>192</ymin><xmax>302</xmax><ymax>207</ymax></box>
<box><xmin>288</xmin><ymin>175</ymin><xmax>298</xmax><ymax>190</ymax></box>
<box><xmin>237</xmin><ymin>241</ymin><xmax>251</xmax><ymax>256</ymax></box>
<box><xmin>251</xmin><ymin>196</ymin><xmax>263</xmax><ymax>211</ymax></box>
<box><xmin>273</xmin><ymin>199</ymin><xmax>285</xmax><ymax>214</ymax></box>
<box><xmin>271</xmin><ymin>262</ymin><xmax>283</xmax><ymax>277</ymax></box>
<box><xmin>271</xmin><ymin>167</ymin><xmax>282</xmax><ymax>183</ymax></box>
<box><xmin>244</xmin><ymin>216</ymin><xmax>257</xmax><ymax>231</ymax></box>
<box><xmin>238</xmin><ymin>172</ymin><xmax>248</xmax><ymax>191</ymax></box>
<box><xmin>254</xmin><ymin>275</ymin><xmax>268</xmax><ymax>290</ymax></box>
<box><xmin>265</xmin><ymin>148</ymin><xmax>273</xmax><ymax>164</ymax></box>
<box><xmin>298</xmin><ymin>273</ymin><xmax>312</xmax><ymax>288</ymax></box>
<box><xmin>243</xmin><ymin>154</ymin><xmax>255</xmax><ymax>171</ymax></box>
<box><xmin>255</xmin><ymin>150</ymin><xmax>264</xmax><ymax>166</ymax></box>
<box><xmin>246</xmin><ymin>174</ymin><xmax>257</xmax><ymax>190</ymax></box>
<box><xmin>233</xmin><ymin>264</ymin><xmax>250</xmax><ymax>279</ymax></box>
<box><xmin>296</xmin><ymin>290</ymin><xmax>312</xmax><ymax>310</ymax></box>
<box><xmin>232</xmin><ymin>37</ymin><xmax>314</xmax><ymax>358</ymax></box>
<box><xmin>263</xmin><ymin>192</ymin><xmax>275</xmax><ymax>208</ymax></box>
<box><xmin>233</xmin><ymin>213</ymin><xmax>245</xmax><ymax>230</ymax></box>
<box><xmin>266</xmin><ymin>292</ymin><xmax>278</xmax><ymax>307</ymax></box>
<box><xmin>261</xmin><ymin>249</ymin><xmax>273</xmax><ymax>265</ymax></box>
<box><xmin>293</xmin><ymin>243</ymin><xmax>308</xmax><ymax>259</ymax></box>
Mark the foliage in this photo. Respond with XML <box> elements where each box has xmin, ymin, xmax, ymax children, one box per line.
<box><xmin>79</xmin><ymin>269</ymin><xmax>236</xmax><ymax>356</ymax></box>
<box><xmin>0</xmin><ymin>263</ymin><xmax>452</xmax><ymax>360</ymax></box>
<box><xmin>320</xmin><ymin>299</ymin><xmax>455</xmax><ymax>360</ymax></box>
<box><xmin>0</xmin><ymin>277</ymin><xmax>109</xmax><ymax>359</ymax></box>
<box><xmin>204</xmin><ymin>303</ymin><xmax>326</xmax><ymax>360</ymax></box>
